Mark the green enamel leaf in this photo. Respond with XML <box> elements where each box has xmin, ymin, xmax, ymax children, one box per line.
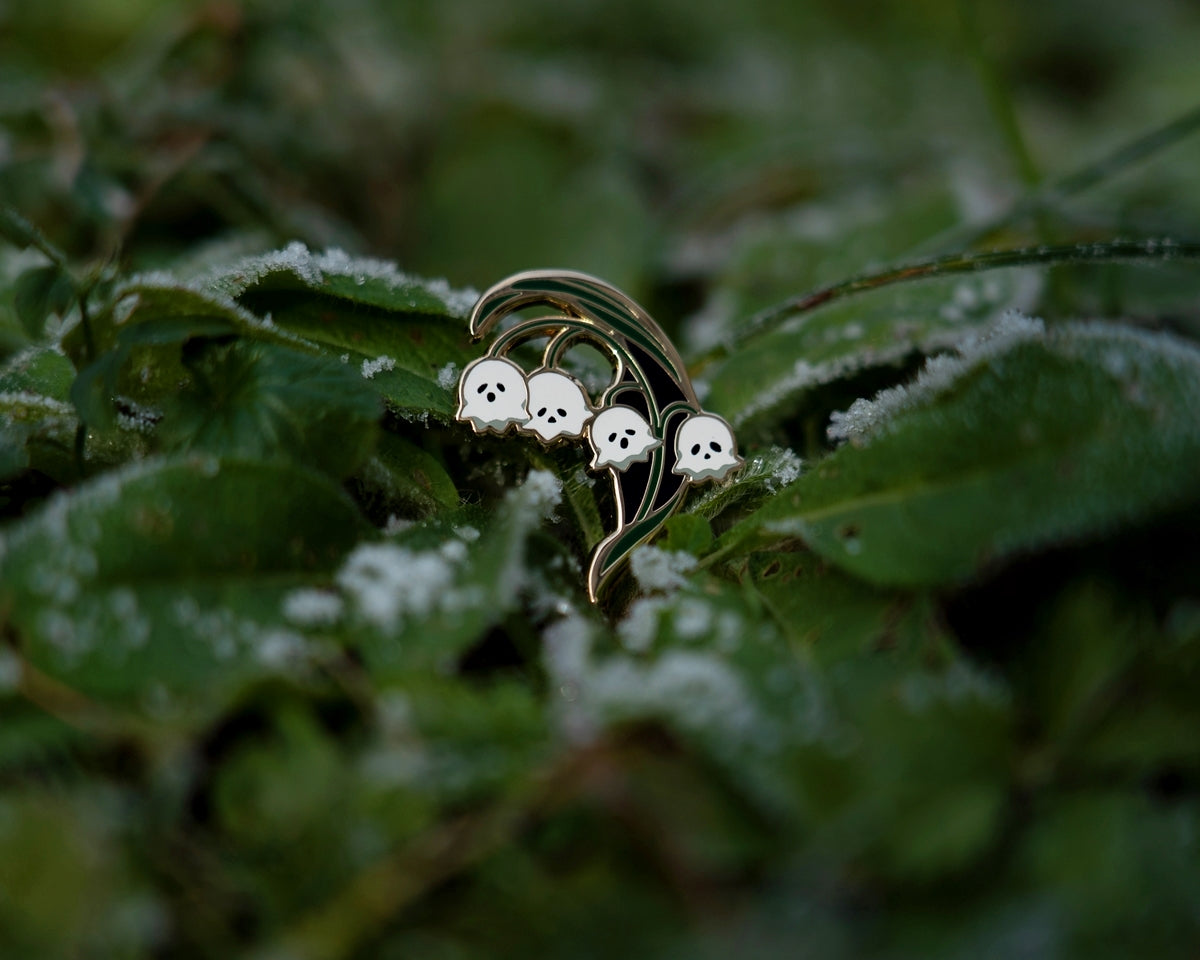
<box><xmin>724</xmin><ymin>322</ymin><xmax>1200</xmax><ymax>586</ymax></box>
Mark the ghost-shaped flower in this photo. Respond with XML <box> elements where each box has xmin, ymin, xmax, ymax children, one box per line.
<box><xmin>520</xmin><ymin>371</ymin><xmax>593</xmax><ymax>442</ymax></box>
<box><xmin>672</xmin><ymin>413</ymin><xmax>741</xmax><ymax>482</ymax></box>
<box><xmin>589</xmin><ymin>405</ymin><xmax>661</xmax><ymax>471</ymax></box>
<box><xmin>457</xmin><ymin>357</ymin><xmax>529</xmax><ymax>432</ymax></box>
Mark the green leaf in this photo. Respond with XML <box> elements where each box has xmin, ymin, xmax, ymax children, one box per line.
<box><xmin>0</xmin><ymin>347</ymin><xmax>76</xmax><ymax>401</ymax></box>
<box><xmin>0</xmin><ymin>207</ymin><xmax>69</xmax><ymax>266</ymax></box>
<box><xmin>0</xmin><ymin>790</ymin><xmax>148</xmax><ymax>958</ymax></box>
<box><xmin>244</xmin><ymin>292</ymin><xmax>471</xmax><ymax>420</ymax></box>
<box><xmin>13</xmin><ymin>264</ymin><xmax>74</xmax><ymax>339</ymax></box>
<box><xmin>73</xmin><ymin>251</ymin><xmax>479</xmax><ymax>424</ymax></box>
<box><xmin>337</xmin><ymin>470</ymin><xmax>566</xmax><ymax>678</ymax></box>
<box><xmin>702</xmin><ymin>268</ymin><xmax>1039</xmax><ymax>430</ymax></box>
<box><xmin>206</xmin><ymin>243</ymin><xmax>474</xmax><ymax>317</ymax></box>
<box><xmin>742</xmin><ymin>549</ymin><xmax>946</xmax><ymax>665</ymax></box>
<box><xmin>349</xmin><ymin>430</ymin><xmax>459</xmax><ymax>519</ymax></box>
<box><xmin>0</xmin><ymin>391</ymin><xmax>77</xmax><ymax>483</ymax></box>
<box><xmin>158</xmin><ymin>340</ymin><xmax>382</xmax><ymax>480</ymax></box>
<box><xmin>64</xmin><ymin>282</ymin><xmax>314</xmax><ymax>430</ymax></box>
<box><xmin>0</xmin><ymin>208</ymin><xmax>37</xmax><ymax>249</ymax></box>
<box><xmin>1019</xmin><ymin>793</ymin><xmax>1200</xmax><ymax>953</ymax></box>
<box><xmin>205</xmin><ymin>245</ymin><xmax>477</xmax><ymax>420</ymax></box>
<box><xmin>0</xmin><ymin>456</ymin><xmax>368</xmax><ymax>717</ymax></box>
<box><xmin>684</xmin><ymin>445</ymin><xmax>802</xmax><ymax>524</ymax></box>
<box><xmin>661</xmin><ymin>513</ymin><xmax>713</xmax><ymax>555</ymax></box>
<box><xmin>725</xmin><ymin>322</ymin><xmax>1200</xmax><ymax>586</ymax></box>
<box><xmin>806</xmin><ymin>659</ymin><xmax>1014</xmax><ymax>881</ymax></box>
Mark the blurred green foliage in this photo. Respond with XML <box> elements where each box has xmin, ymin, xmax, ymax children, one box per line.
<box><xmin>3</xmin><ymin>0</ymin><xmax>1200</xmax><ymax>957</ymax></box>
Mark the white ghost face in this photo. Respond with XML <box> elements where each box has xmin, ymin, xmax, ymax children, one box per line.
<box><xmin>520</xmin><ymin>371</ymin><xmax>593</xmax><ymax>442</ymax></box>
<box><xmin>672</xmin><ymin>413</ymin><xmax>741</xmax><ymax>482</ymax></box>
<box><xmin>457</xmin><ymin>357</ymin><xmax>529</xmax><ymax>432</ymax></box>
<box><xmin>589</xmin><ymin>405</ymin><xmax>661</xmax><ymax>471</ymax></box>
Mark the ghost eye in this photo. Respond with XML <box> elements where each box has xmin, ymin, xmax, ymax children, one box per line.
<box><xmin>497</xmin><ymin>383</ymin><xmax>506</xmax><ymax>392</ymax></box>
<box><xmin>537</xmin><ymin>407</ymin><xmax>547</xmax><ymax>417</ymax></box>
<box><xmin>557</xmin><ymin>408</ymin><xmax>567</xmax><ymax>417</ymax></box>
<box><xmin>625</xmin><ymin>429</ymin><xmax>636</xmax><ymax>435</ymax></box>
<box><xmin>691</xmin><ymin>443</ymin><xmax>701</xmax><ymax>455</ymax></box>
<box><xmin>608</xmin><ymin>432</ymin><xmax>617</xmax><ymax>443</ymax></box>
<box><xmin>709</xmin><ymin>441</ymin><xmax>722</xmax><ymax>452</ymax></box>
<box><xmin>476</xmin><ymin>383</ymin><xmax>488</xmax><ymax>394</ymax></box>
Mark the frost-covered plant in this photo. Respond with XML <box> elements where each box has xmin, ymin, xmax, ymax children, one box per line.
<box><xmin>4</xmin><ymin>4</ymin><xmax>1200</xmax><ymax>958</ymax></box>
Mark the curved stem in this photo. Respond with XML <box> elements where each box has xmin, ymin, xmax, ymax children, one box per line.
<box><xmin>704</xmin><ymin>238</ymin><xmax>1200</xmax><ymax>361</ymax></box>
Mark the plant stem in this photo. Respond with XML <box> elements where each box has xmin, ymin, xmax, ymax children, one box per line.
<box><xmin>702</xmin><ymin>238</ymin><xmax>1200</xmax><ymax>360</ymax></box>
<box><xmin>925</xmin><ymin>101</ymin><xmax>1200</xmax><ymax>254</ymax></box>
<box><xmin>959</xmin><ymin>0</ymin><xmax>1042</xmax><ymax>191</ymax></box>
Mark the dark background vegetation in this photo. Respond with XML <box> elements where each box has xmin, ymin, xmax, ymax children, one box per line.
<box><xmin>2</xmin><ymin>0</ymin><xmax>1200</xmax><ymax>957</ymax></box>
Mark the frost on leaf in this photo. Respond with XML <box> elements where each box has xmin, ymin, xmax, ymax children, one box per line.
<box><xmin>198</xmin><ymin>241</ymin><xmax>478</xmax><ymax>317</ymax></box>
<box><xmin>828</xmin><ymin>311</ymin><xmax>1046</xmax><ymax>443</ymax></box>
<box><xmin>686</xmin><ymin>445</ymin><xmax>803</xmax><ymax>521</ymax></box>
<box><xmin>543</xmin><ymin>611</ymin><xmax>760</xmax><ymax>749</ymax></box>
<box><xmin>282</xmin><ymin>589</ymin><xmax>344</xmax><ymax>627</ymax></box>
<box><xmin>360</xmin><ymin>355</ymin><xmax>397</xmax><ymax>380</ymax></box>
<box><xmin>629</xmin><ymin>545</ymin><xmax>697</xmax><ymax>593</ymax></box>
<box><xmin>336</xmin><ymin>470</ymin><xmax>562</xmax><ymax>637</ymax></box>
<box><xmin>336</xmin><ymin>542</ymin><xmax>464</xmax><ymax>632</ymax></box>
<box><xmin>705</xmin><ymin>269</ymin><xmax>1043</xmax><ymax>428</ymax></box>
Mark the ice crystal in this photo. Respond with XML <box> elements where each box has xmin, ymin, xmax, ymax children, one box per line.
<box><xmin>828</xmin><ymin>311</ymin><xmax>1046</xmax><ymax>443</ymax></box>
<box><xmin>361</xmin><ymin>355</ymin><xmax>396</xmax><ymax>379</ymax></box>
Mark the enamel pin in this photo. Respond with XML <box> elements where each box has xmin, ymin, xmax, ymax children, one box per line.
<box><xmin>457</xmin><ymin>270</ymin><xmax>741</xmax><ymax>602</ymax></box>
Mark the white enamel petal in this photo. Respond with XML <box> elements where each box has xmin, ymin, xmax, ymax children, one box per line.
<box><xmin>521</xmin><ymin>371</ymin><xmax>594</xmax><ymax>442</ymax></box>
<box><xmin>589</xmin><ymin>405</ymin><xmax>661</xmax><ymax>471</ymax></box>
<box><xmin>672</xmin><ymin>413</ymin><xmax>741</xmax><ymax>481</ymax></box>
<box><xmin>457</xmin><ymin>358</ymin><xmax>529</xmax><ymax>432</ymax></box>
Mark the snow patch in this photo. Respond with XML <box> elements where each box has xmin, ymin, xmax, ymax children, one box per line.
<box><xmin>587</xmin><ymin>650</ymin><xmax>759</xmax><ymax>740</ymax></box>
<box><xmin>543</xmin><ymin>614</ymin><xmax>594</xmax><ymax>686</ymax></box>
<box><xmin>256</xmin><ymin>629</ymin><xmax>308</xmax><ymax>668</ymax></box>
<box><xmin>282</xmin><ymin>589</ymin><xmax>344</xmax><ymax>627</ymax></box>
<box><xmin>630</xmin><ymin>545</ymin><xmax>697</xmax><ymax>593</ymax></box>
<box><xmin>382</xmin><ymin>514</ymin><xmax>414</xmax><ymax>536</ymax></box>
<box><xmin>512</xmin><ymin>469</ymin><xmax>562</xmax><ymax>519</ymax></box>
<box><xmin>617</xmin><ymin>597</ymin><xmax>670</xmax><ymax>652</ymax></box>
<box><xmin>436</xmin><ymin>362</ymin><xmax>459</xmax><ymax>390</ymax></box>
<box><xmin>545</xmin><ymin>614</ymin><xmax>757</xmax><ymax>745</ymax></box>
<box><xmin>361</xmin><ymin>355</ymin><xmax>396</xmax><ymax>379</ymax></box>
<box><xmin>336</xmin><ymin>542</ymin><xmax>462</xmax><ymax>632</ymax></box>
